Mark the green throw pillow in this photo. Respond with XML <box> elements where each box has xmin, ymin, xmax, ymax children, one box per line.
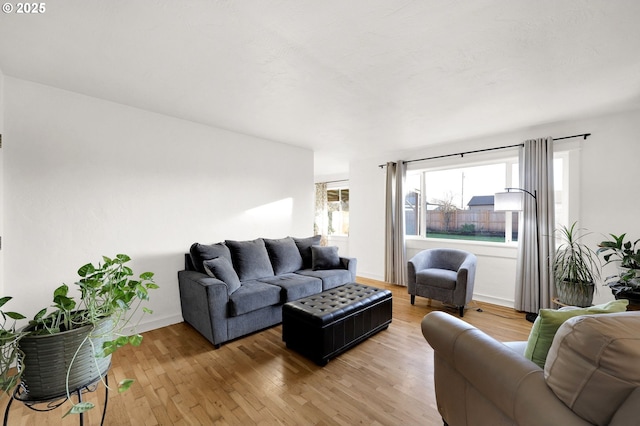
<box><xmin>523</xmin><ymin>299</ymin><xmax>629</xmax><ymax>368</ymax></box>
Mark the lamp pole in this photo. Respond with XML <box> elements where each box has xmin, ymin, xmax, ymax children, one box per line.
<box><xmin>504</xmin><ymin>187</ymin><xmax>540</xmax><ymax>323</ymax></box>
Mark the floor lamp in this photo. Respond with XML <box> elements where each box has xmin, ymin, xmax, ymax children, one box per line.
<box><xmin>494</xmin><ymin>187</ymin><xmax>540</xmax><ymax>323</ymax></box>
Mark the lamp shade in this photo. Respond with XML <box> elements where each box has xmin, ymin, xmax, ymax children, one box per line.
<box><xmin>494</xmin><ymin>191</ymin><xmax>524</xmax><ymax>211</ymax></box>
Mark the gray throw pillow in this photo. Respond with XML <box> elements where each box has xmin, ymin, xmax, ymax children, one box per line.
<box><xmin>225</xmin><ymin>239</ymin><xmax>274</xmax><ymax>281</ymax></box>
<box><xmin>311</xmin><ymin>245</ymin><xmax>341</xmax><ymax>270</ymax></box>
<box><xmin>189</xmin><ymin>242</ymin><xmax>232</xmax><ymax>273</ymax></box>
<box><xmin>293</xmin><ymin>235</ymin><xmax>322</xmax><ymax>269</ymax></box>
<box><xmin>202</xmin><ymin>257</ymin><xmax>242</xmax><ymax>295</ymax></box>
<box><xmin>264</xmin><ymin>237</ymin><xmax>304</xmax><ymax>275</ymax></box>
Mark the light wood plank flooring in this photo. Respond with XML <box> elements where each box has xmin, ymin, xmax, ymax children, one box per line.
<box><xmin>2</xmin><ymin>279</ymin><xmax>532</xmax><ymax>425</ymax></box>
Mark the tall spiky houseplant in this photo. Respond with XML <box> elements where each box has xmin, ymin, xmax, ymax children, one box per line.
<box><xmin>552</xmin><ymin>222</ymin><xmax>601</xmax><ymax>307</ymax></box>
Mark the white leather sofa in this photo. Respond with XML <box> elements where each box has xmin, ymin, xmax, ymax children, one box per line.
<box><xmin>421</xmin><ymin>310</ymin><xmax>640</xmax><ymax>426</ymax></box>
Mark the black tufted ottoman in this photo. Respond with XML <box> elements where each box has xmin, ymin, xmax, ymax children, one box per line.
<box><xmin>282</xmin><ymin>283</ymin><xmax>392</xmax><ymax>365</ymax></box>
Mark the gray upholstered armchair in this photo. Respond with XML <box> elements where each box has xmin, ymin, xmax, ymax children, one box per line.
<box><xmin>407</xmin><ymin>248</ymin><xmax>477</xmax><ymax>316</ymax></box>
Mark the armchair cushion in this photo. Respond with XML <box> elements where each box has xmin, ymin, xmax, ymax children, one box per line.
<box><xmin>203</xmin><ymin>257</ymin><xmax>241</xmax><ymax>295</ymax></box>
<box><xmin>225</xmin><ymin>239</ymin><xmax>274</xmax><ymax>281</ymax></box>
<box><xmin>415</xmin><ymin>268</ymin><xmax>457</xmax><ymax>289</ymax></box>
<box><xmin>311</xmin><ymin>245</ymin><xmax>341</xmax><ymax>270</ymax></box>
<box><xmin>264</xmin><ymin>237</ymin><xmax>304</xmax><ymax>275</ymax></box>
<box><xmin>524</xmin><ymin>299</ymin><xmax>628</xmax><ymax>368</ymax></box>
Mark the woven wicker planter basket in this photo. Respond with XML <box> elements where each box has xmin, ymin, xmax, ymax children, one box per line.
<box><xmin>556</xmin><ymin>280</ymin><xmax>595</xmax><ymax>308</ymax></box>
<box><xmin>17</xmin><ymin>316</ymin><xmax>112</xmax><ymax>400</ymax></box>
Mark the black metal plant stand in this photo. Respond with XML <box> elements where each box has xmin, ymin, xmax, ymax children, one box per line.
<box><xmin>3</xmin><ymin>372</ymin><xmax>109</xmax><ymax>426</ymax></box>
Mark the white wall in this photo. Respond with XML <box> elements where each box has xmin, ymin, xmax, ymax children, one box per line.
<box><xmin>2</xmin><ymin>77</ymin><xmax>315</xmax><ymax>331</ymax></box>
<box><xmin>0</xmin><ymin>69</ymin><xmax>4</xmax><ymax>297</ymax></box>
<box><xmin>349</xmin><ymin>108</ymin><xmax>640</xmax><ymax>307</ymax></box>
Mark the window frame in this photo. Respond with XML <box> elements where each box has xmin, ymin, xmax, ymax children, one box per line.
<box><xmin>405</xmin><ymin>148</ymin><xmax>519</xmax><ymax>245</ymax></box>
<box><xmin>405</xmin><ymin>146</ymin><xmax>573</xmax><ymax>246</ymax></box>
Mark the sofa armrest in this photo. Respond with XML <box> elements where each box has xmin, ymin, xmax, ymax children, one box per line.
<box><xmin>421</xmin><ymin>311</ymin><xmax>591</xmax><ymax>426</ymax></box>
<box><xmin>340</xmin><ymin>257</ymin><xmax>357</xmax><ymax>281</ymax></box>
<box><xmin>178</xmin><ymin>270</ymin><xmax>231</xmax><ymax>347</ymax></box>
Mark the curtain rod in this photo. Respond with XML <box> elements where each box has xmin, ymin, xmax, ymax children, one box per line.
<box><xmin>378</xmin><ymin>133</ymin><xmax>591</xmax><ymax>168</ymax></box>
<box><xmin>316</xmin><ymin>179</ymin><xmax>349</xmax><ymax>184</ymax></box>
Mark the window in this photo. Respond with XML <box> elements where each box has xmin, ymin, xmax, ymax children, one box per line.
<box><xmin>327</xmin><ymin>187</ymin><xmax>349</xmax><ymax>235</ymax></box>
<box><xmin>315</xmin><ymin>183</ymin><xmax>350</xmax><ymax>237</ymax></box>
<box><xmin>406</xmin><ymin>161</ymin><xmax>517</xmax><ymax>242</ymax></box>
<box><xmin>406</xmin><ymin>154</ymin><xmax>567</xmax><ymax>243</ymax></box>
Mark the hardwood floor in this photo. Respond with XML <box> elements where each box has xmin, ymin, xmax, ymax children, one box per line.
<box><xmin>2</xmin><ymin>279</ymin><xmax>532</xmax><ymax>425</ymax></box>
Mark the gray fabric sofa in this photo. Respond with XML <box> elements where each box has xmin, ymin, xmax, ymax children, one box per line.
<box><xmin>178</xmin><ymin>236</ymin><xmax>357</xmax><ymax>348</ymax></box>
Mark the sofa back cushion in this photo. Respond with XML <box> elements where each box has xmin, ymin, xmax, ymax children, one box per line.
<box><xmin>225</xmin><ymin>239</ymin><xmax>274</xmax><ymax>281</ymax></box>
<box><xmin>544</xmin><ymin>311</ymin><xmax>640</xmax><ymax>426</ymax></box>
<box><xmin>293</xmin><ymin>235</ymin><xmax>322</xmax><ymax>269</ymax></box>
<box><xmin>264</xmin><ymin>237</ymin><xmax>304</xmax><ymax>275</ymax></box>
<box><xmin>189</xmin><ymin>242</ymin><xmax>232</xmax><ymax>273</ymax></box>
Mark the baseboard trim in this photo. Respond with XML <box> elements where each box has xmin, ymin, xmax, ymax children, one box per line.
<box><xmin>472</xmin><ymin>294</ymin><xmax>514</xmax><ymax>309</ymax></box>
<box><xmin>124</xmin><ymin>314</ymin><xmax>184</xmax><ymax>335</ymax></box>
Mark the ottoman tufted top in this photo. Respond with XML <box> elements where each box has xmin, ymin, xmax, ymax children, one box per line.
<box><xmin>284</xmin><ymin>283</ymin><xmax>392</xmax><ymax>326</ymax></box>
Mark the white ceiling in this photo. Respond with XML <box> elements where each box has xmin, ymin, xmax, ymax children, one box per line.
<box><xmin>1</xmin><ymin>1</ymin><xmax>640</xmax><ymax>176</ymax></box>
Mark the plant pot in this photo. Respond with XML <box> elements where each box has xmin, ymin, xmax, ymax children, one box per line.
<box><xmin>555</xmin><ymin>280</ymin><xmax>595</xmax><ymax>307</ymax></box>
<box><xmin>612</xmin><ymin>289</ymin><xmax>640</xmax><ymax>311</ymax></box>
<box><xmin>17</xmin><ymin>317</ymin><xmax>112</xmax><ymax>400</ymax></box>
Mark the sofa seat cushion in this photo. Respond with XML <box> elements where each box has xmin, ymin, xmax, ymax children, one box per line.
<box><xmin>225</xmin><ymin>239</ymin><xmax>274</xmax><ymax>282</ymax></box>
<box><xmin>258</xmin><ymin>274</ymin><xmax>322</xmax><ymax>302</ymax></box>
<box><xmin>190</xmin><ymin>242</ymin><xmax>232</xmax><ymax>273</ymax></box>
<box><xmin>415</xmin><ymin>269</ymin><xmax>457</xmax><ymax>290</ymax></box>
<box><xmin>228</xmin><ymin>280</ymin><xmax>282</xmax><ymax>317</ymax></box>
<box><xmin>544</xmin><ymin>311</ymin><xmax>640</xmax><ymax>426</ymax></box>
<box><xmin>296</xmin><ymin>269</ymin><xmax>352</xmax><ymax>290</ymax></box>
<box><xmin>264</xmin><ymin>237</ymin><xmax>304</xmax><ymax>275</ymax></box>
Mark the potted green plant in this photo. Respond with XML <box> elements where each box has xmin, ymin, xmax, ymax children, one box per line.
<box><xmin>0</xmin><ymin>254</ymin><xmax>158</xmax><ymax>417</ymax></box>
<box><xmin>552</xmin><ymin>222</ymin><xmax>601</xmax><ymax>307</ymax></box>
<box><xmin>597</xmin><ymin>233</ymin><xmax>640</xmax><ymax>304</ymax></box>
<box><xmin>0</xmin><ymin>298</ymin><xmax>26</xmax><ymax>398</ymax></box>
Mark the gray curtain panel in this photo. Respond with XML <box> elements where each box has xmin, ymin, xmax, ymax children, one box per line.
<box><xmin>385</xmin><ymin>161</ymin><xmax>407</xmax><ymax>286</ymax></box>
<box><xmin>515</xmin><ymin>137</ymin><xmax>556</xmax><ymax>313</ymax></box>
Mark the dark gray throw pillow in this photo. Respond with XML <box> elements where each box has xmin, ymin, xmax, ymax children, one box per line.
<box><xmin>225</xmin><ymin>239</ymin><xmax>274</xmax><ymax>281</ymax></box>
<box><xmin>264</xmin><ymin>237</ymin><xmax>304</xmax><ymax>275</ymax></box>
<box><xmin>189</xmin><ymin>242</ymin><xmax>232</xmax><ymax>273</ymax></box>
<box><xmin>203</xmin><ymin>257</ymin><xmax>242</xmax><ymax>295</ymax></box>
<box><xmin>311</xmin><ymin>245</ymin><xmax>341</xmax><ymax>270</ymax></box>
<box><xmin>293</xmin><ymin>235</ymin><xmax>322</xmax><ymax>269</ymax></box>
